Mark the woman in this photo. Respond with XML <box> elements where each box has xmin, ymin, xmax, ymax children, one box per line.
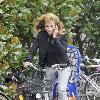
<box><xmin>23</xmin><ymin>13</ymin><xmax>71</xmax><ymax>100</ymax></box>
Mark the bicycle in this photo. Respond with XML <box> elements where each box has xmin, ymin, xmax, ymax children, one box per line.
<box><xmin>21</xmin><ymin>45</ymin><xmax>81</xmax><ymax>100</ymax></box>
<box><xmin>14</xmin><ymin>45</ymin><xmax>100</xmax><ymax>100</ymax></box>
<box><xmin>78</xmin><ymin>64</ymin><xmax>100</xmax><ymax>100</ymax></box>
<box><xmin>21</xmin><ymin>45</ymin><xmax>83</xmax><ymax>100</ymax></box>
<box><xmin>0</xmin><ymin>92</ymin><xmax>11</xmax><ymax>100</ymax></box>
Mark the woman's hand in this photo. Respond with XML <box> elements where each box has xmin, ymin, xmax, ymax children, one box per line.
<box><xmin>23</xmin><ymin>61</ymin><xmax>32</xmax><ymax>68</ymax></box>
<box><xmin>23</xmin><ymin>62</ymin><xmax>38</xmax><ymax>70</ymax></box>
<box><xmin>53</xmin><ymin>25</ymin><xmax>59</xmax><ymax>38</ymax></box>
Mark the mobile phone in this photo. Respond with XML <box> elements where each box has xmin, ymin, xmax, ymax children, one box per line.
<box><xmin>52</xmin><ymin>26</ymin><xmax>56</xmax><ymax>34</ymax></box>
<box><xmin>52</xmin><ymin>28</ymin><xmax>55</xmax><ymax>33</ymax></box>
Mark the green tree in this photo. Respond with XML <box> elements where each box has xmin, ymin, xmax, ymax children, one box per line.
<box><xmin>0</xmin><ymin>0</ymin><xmax>100</xmax><ymax>97</ymax></box>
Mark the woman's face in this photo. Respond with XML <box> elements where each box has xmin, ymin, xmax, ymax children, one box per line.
<box><xmin>45</xmin><ymin>20</ymin><xmax>56</xmax><ymax>36</ymax></box>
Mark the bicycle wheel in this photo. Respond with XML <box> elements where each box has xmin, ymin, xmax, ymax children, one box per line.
<box><xmin>0</xmin><ymin>92</ymin><xmax>10</xmax><ymax>100</ymax></box>
<box><xmin>84</xmin><ymin>73</ymin><xmax>100</xmax><ymax>100</ymax></box>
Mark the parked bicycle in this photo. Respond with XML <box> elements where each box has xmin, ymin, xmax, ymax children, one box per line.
<box><xmin>79</xmin><ymin>64</ymin><xmax>100</xmax><ymax>100</ymax></box>
<box><xmin>16</xmin><ymin>45</ymin><xmax>100</xmax><ymax>100</ymax></box>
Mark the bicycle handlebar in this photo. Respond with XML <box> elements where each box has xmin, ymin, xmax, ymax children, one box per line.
<box><xmin>28</xmin><ymin>63</ymin><xmax>68</xmax><ymax>71</ymax></box>
<box><xmin>51</xmin><ymin>64</ymin><xmax>68</xmax><ymax>69</ymax></box>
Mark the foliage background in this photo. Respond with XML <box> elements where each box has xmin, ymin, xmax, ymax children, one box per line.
<box><xmin>0</xmin><ymin>0</ymin><xmax>100</xmax><ymax>97</ymax></box>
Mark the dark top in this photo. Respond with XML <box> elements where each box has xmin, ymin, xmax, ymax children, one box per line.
<box><xmin>27</xmin><ymin>30</ymin><xmax>70</xmax><ymax>68</ymax></box>
<box><xmin>44</xmin><ymin>36</ymin><xmax>59</xmax><ymax>67</ymax></box>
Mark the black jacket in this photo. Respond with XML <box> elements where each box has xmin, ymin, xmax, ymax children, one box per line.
<box><xmin>27</xmin><ymin>30</ymin><xmax>69</xmax><ymax>68</ymax></box>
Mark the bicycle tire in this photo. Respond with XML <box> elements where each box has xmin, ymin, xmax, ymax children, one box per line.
<box><xmin>0</xmin><ymin>92</ymin><xmax>11</xmax><ymax>100</ymax></box>
<box><xmin>84</xmin><ymin>73</ymin><xmax>100</xmax><ymax>100</ymax></box>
